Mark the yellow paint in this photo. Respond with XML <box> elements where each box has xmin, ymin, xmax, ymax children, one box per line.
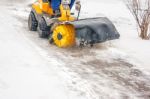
<box><xmin>32</xmin><ymin>0</ymin><xmax>53</xmax><ymax>15</ymax></box>
<box><xmin>59</xmin><ymin>4</ymin><xmax>75</xmax><ymax>21</ymax></box>
<box><xmin>32</xmin><ymin>2</ymin><xmax>42</xmax><ymax>14</ymax></box>
<box><xmin>32</xmin><ymin>0</ymin><xmax>75</xmax><ymax>21</ymax></box>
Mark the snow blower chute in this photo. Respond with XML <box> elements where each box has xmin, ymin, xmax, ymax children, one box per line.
<box><xmin>28</xmin><ymin>0</ymin><xmax>120</xmax><ymax>47</ymax></box>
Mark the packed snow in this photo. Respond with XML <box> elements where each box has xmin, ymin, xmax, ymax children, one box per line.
<box><xmin>0</xmin><ymin>0</ymin><xmax>150</xmax><ymax>99</ymax></box>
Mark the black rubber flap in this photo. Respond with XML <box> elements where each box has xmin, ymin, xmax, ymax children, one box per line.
<box><xmin>71</xmin><ymin>17</ymin><xmax>120</xmax><ymax>44</ymax></box>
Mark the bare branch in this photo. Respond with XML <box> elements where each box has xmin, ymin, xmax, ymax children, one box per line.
<box><xmin>125</xmin><ymin>0</ymin><xmax>150</xmax><ymax>39</ymax></box>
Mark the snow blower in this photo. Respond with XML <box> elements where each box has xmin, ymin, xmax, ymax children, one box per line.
<box><xmin>28</xmin><ymin>0</ymin><xmax>120</xmax><ymax>47</ymax></box>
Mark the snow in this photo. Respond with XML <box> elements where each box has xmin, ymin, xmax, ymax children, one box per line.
<box><xmin>80</xmin><ymin>0</ymin><xmax>150</xmax><ymax>70</ymax></box>
<box><xmin>0</xmin><ymin>3</ymin><xmax>84</xmax><ymax>99</ymax></box>
<box><xmin>0</xmin><ymin>0</ymin><xmax>150</xmax><ymax>99</ymax></box>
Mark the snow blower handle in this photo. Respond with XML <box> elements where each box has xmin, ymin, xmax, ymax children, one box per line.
<box><xmin>75</xmin><ymin>1</ymin><xmax>81</xmax><ymax>20</ymax></box>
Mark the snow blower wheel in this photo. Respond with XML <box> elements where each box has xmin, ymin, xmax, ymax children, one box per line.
<box><xmin>37</xmin><ymin>17</ymin><xmax>50</xmax><ymax>38</ymax></box>
<box><xmin>28</xmin><ymin>11</ymin><xmax>38</xmax><ymax>31</ymax></box>
<box><xmin>52</xmin><ymin>24</ymin><xmax>75</xmax><ymax>48</ymax></box>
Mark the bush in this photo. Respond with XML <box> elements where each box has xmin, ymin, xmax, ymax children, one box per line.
<box><xmin>126</xmin><ymin>0</ymin><xmax>150</xmax><ymax>39</ymax></box>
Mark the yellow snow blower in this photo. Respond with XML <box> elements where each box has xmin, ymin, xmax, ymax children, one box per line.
<box><xmin>28</xmin><ymin>0</ymin><xmax>120</xmax><ymax>48</ymax></box>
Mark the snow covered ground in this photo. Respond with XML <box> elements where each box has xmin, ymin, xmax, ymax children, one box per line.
<box><xmin>0</xmin><ymin>0</ymin><xmax>150</xmax><ymax>99</ymax></box>
<box><xmin>0</xmin><ymin>2</ymin><xmax>84</xmax><ymax>99</ymax></box>
<box><xmin>80</xmin><ymin>0</ymin><xmax>150</xmax><ymax>70</ymax></box>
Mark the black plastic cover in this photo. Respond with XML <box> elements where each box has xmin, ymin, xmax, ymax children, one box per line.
<box><xmin>72</xmin><ymin>17</ymin><xmax>120</xmax><ymax>44</ymax></box>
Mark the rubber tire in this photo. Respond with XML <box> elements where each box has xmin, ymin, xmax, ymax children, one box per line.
<box><xmin>38</xmin><ymin>17</ymin><xmax>50</xmax><ymax>38</ymax></box>
<box><xmin>52</xmin><ymin>24</ymin><xmax>76</xmax><ymax>48</ymax></box>
<box><xmin>28</xmin><ymin>11</ymin><xmax>38</xmax><ymax>31</ymax></box>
